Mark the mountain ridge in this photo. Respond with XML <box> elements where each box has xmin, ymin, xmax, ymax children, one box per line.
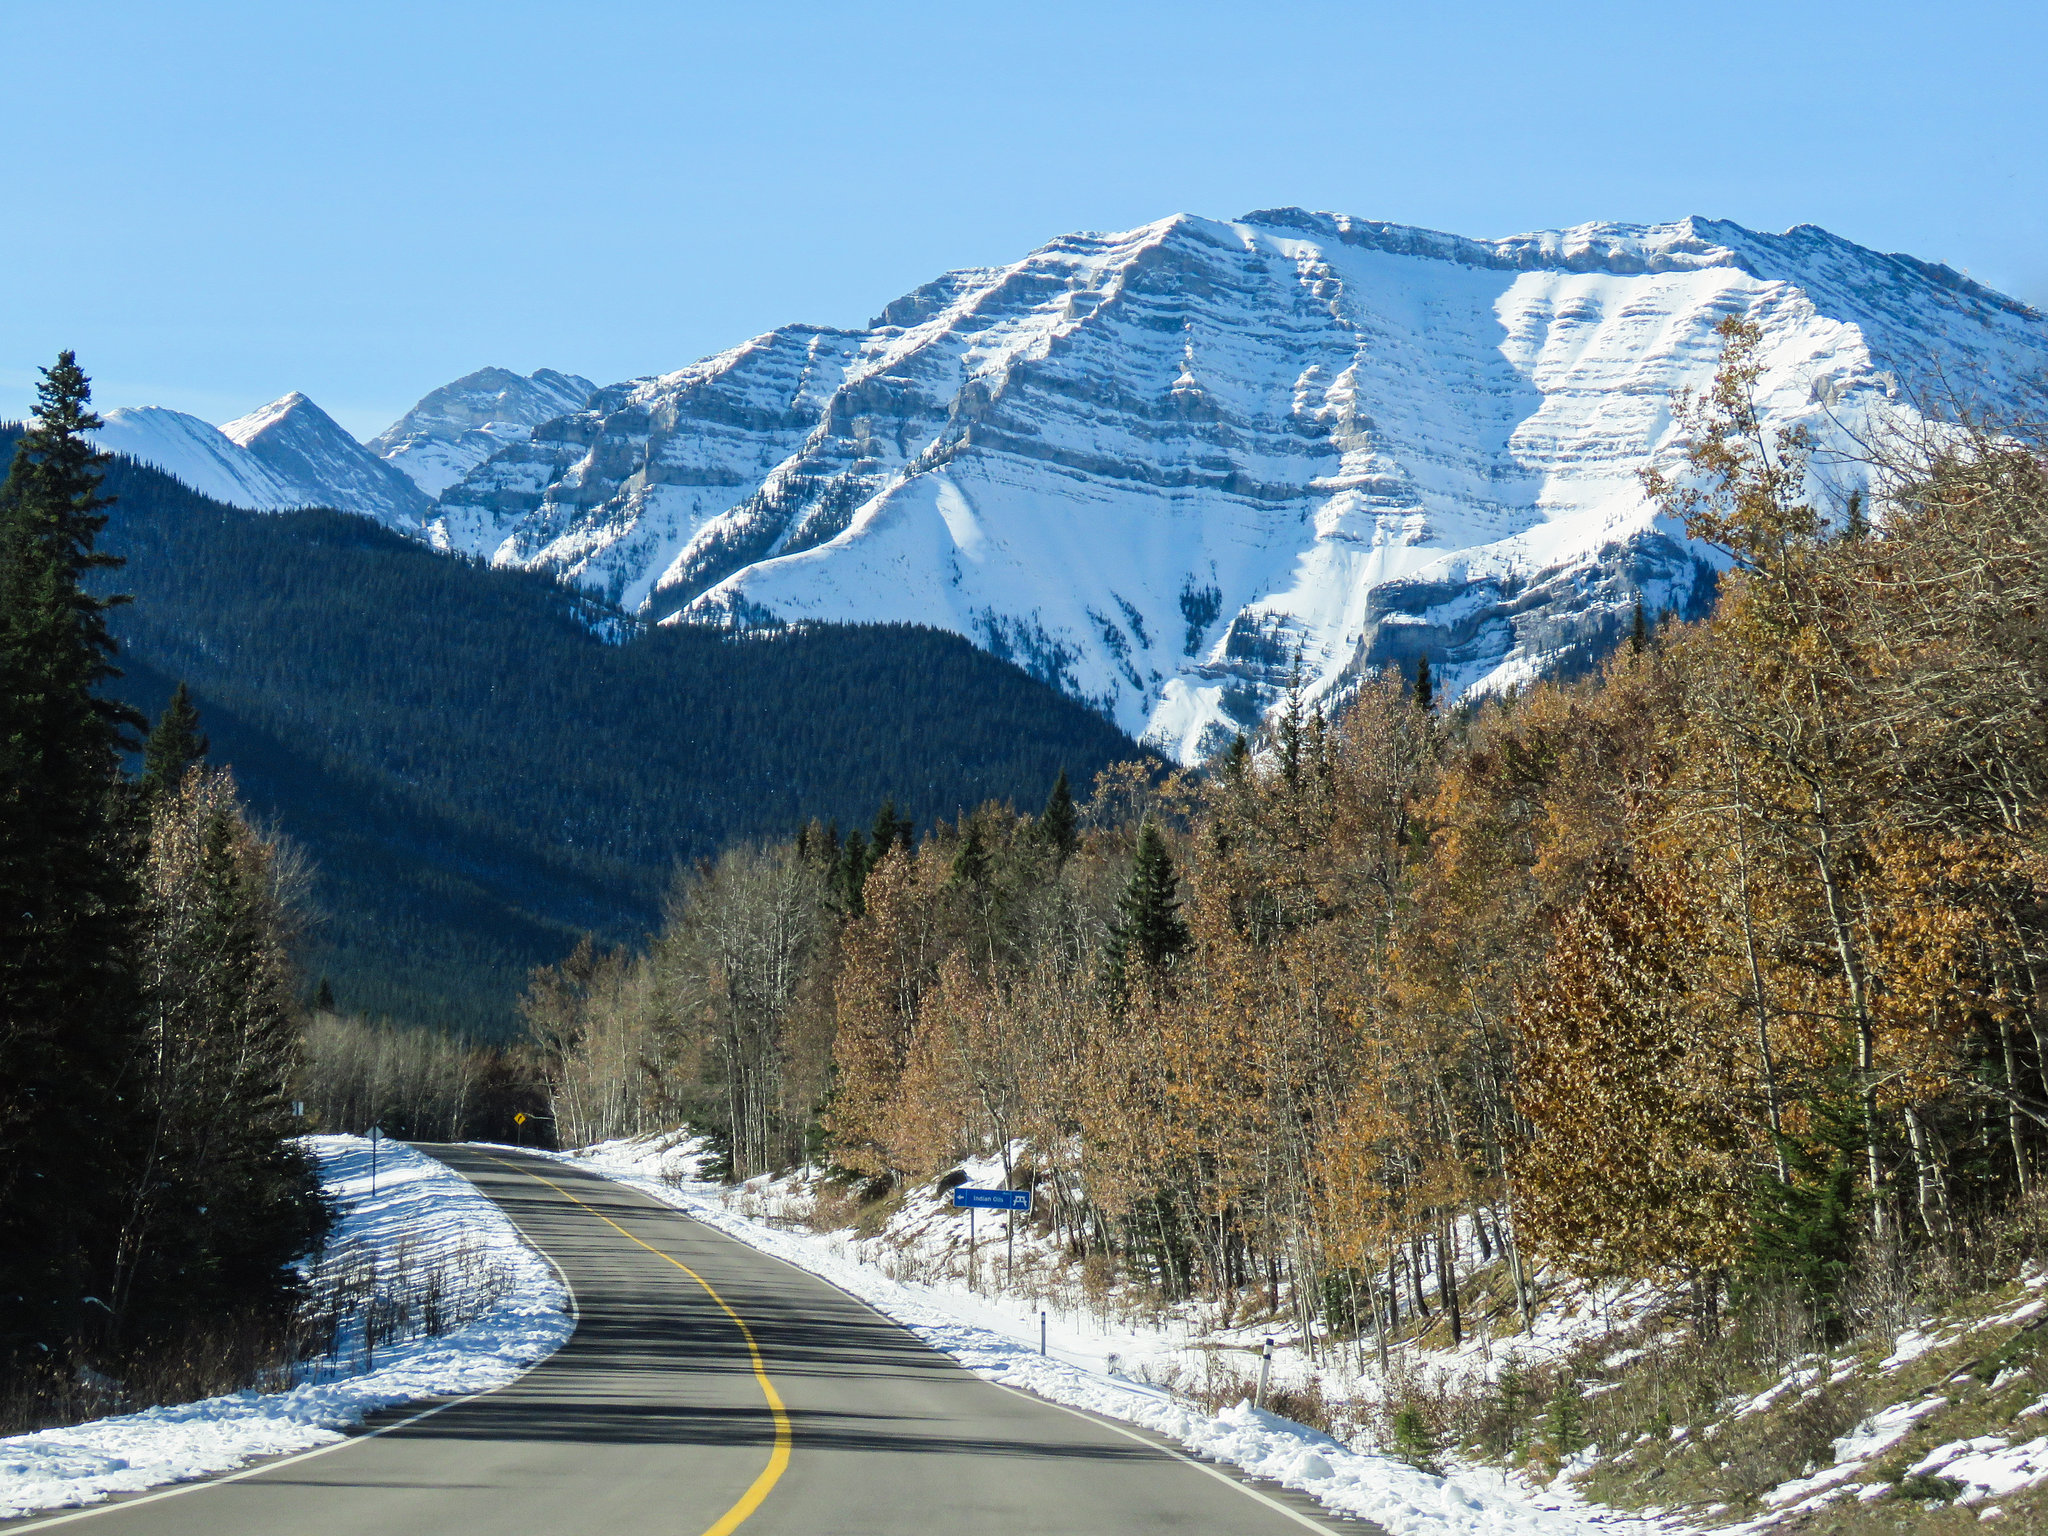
<box><xmin>84</xmin><ymin>209</ymin><xmax>2048</xmax><ymax>763</ymax></box>
<box><xmin>423</xmin><ymin>207</ymin><xmax>2044</xmax><ymax>758</ymax></box>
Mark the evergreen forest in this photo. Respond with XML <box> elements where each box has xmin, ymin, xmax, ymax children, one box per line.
<box><xmin>0</xmin><ymin>358</ymin><xmax>327</xmax><ymax>1416</ymax></box>
<box><xmin>13</xmin><ymin>433</ymin><xmax>1149</xmax><ymax>1033</ymax></box>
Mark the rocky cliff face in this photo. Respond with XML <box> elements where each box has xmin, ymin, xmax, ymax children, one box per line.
<box><xmin>429</xmin><ymin>209</ymin><xmax>2044</xmax><ymax>759</ymax></box>
<box><xmin>369</xmin><ymin>366</ymin><xmax>596</xmax><ymax>499</ymax></box>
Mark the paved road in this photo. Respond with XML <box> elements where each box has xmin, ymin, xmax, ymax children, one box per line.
<box><xmin>23</xmin><ymin>1146</ymin><xmax>1357</xmax><ymax>1534</ymax></box>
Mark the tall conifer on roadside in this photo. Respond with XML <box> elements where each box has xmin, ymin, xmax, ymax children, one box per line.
<box><xmin>0</xmin><ymin>352</ymin><xmax>146</xmax><ymax>1357</ymax></box>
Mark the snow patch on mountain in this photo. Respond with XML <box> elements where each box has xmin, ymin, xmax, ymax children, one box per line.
<box><xmin>369</xmin><ymin>367</ymin><xmax>596</xmax><ymax>499</ymax></box>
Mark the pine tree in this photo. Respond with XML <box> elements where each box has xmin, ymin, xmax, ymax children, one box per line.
<box><xmin>870</xmin><ymin>798</ymin><xmax>912</xmax><ymax>860</ymax></box>
<box><xmin>1037</xmin><ymin>768</ymin><xmax>1078</xmax><ymax>866</ymax></box>
<box><xmin>1278</xmin><ymin>655</ymin><xmax>1308</xmax><ymax>785</ymax></box>
<box><xmin>1743</xmin><ymin>1084</ymin><xmax>1866</xmax><ymax>1342</ymax></box>
<box><xmin>1413</xmin><ymin>655</ymin><xmax>1434</xmax><ymax>712</ymax></box>
<box><xmin>950</xmin><ymin>815</ymin><xmax>992</xmax><ymax>888</ymax></box>
<box><xmin>1843</xmin><ymin>489</ymin><xmax>1868</xmax><ymax>541</ymax></box>
<box><xmin>0</xmin><ymin>353</ymin><xmax>146</xmax><ymax>1359</ymax></box>
<box><xmin>138</xmin><ymin>681</ymin><xmax>208</xmax><ymax>801</ymax></box>
<box><xmin>834</xmin><ymin>829</ymin><xmax>870</xmax><ymax>917</ymax></box>
<box><xmin>1103</xmin><ymin>821</ymin><xmax>1191</xmax><ymax>999</ymax></box>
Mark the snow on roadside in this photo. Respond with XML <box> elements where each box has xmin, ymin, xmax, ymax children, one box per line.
<box><xmin>558</xmin><ymin>1134</ymin><xmax>1686</xmax><ymax>1536</ymax></box>
<box><xmin>0</xmin><ymin>1136</ymin><xmax>572</xmax><ymax>1521</ymax></box>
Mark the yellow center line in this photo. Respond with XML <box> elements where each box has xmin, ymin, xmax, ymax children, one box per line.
<box><xmin>488</xmin><ymin>1155</ymin><xmax>792</xmax><ymax>1536</ymax></box>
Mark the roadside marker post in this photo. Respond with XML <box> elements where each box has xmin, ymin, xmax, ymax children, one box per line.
<box><xmin>951</xmin><ymin>1185</ymin><xmax>1031</xmax><ymax>1296</ymax></box>
<box><xmin>365</xmin><ymin>1126</ymin><xmax>385</xmax><ymax>1375</ymax></box>
<box><xmin>1040</xmin><ymin>1309</ymin><xmax>1048</xmax><ymax>1356</ymax></box>
<box><xmin>1255</xmin><ymin>1336</ymin><xmax>1274</xmax><ymax>1408</ymax></box>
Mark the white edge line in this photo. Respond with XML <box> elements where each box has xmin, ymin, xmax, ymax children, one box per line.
<box><xmin>548</xmin><ymin>1151</ymin><xmax>1343</xmax><ymax>1534</ymax></box>
<box><xmin>6</xmin><ymin>1150</ymin><xmax>582</xmax><ymax>1532</ymax></box>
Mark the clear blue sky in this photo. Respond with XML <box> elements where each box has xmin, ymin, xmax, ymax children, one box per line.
<box><xmin>4</xmin><ymin>0</ymin><xmax>2041</xmax><ymax>438</ymax></box>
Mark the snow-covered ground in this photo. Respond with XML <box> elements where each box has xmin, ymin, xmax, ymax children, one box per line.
<box><xmin>0</xmin><ymin>1137</ymin><xmax>572</xmax><ymax>1521</ymax></box>
<box><xmin>555</xmin><ymin>1134</ymin><xmax>1680</xmax><ymax>1536</ymax></box>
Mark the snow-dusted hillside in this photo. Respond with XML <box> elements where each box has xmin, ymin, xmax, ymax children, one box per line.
<box><xmin>369</xmin><ymin>366</ymin><xmax>595</xmax><ymax>499</ymax></box>
<box><xmin>433</xmin><ymin>209</ymin><xmax>2048</xmax><ymax>760</ymax></box>
<box><xmin>223</xmin><ymin>393</ymin><xmax>432</xmax><ymax>528</ymax></box>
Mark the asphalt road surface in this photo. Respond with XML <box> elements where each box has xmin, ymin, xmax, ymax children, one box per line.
<box><xmin>19</xmin><ymin>1145</ymin><xmax>1364</xmax><ymax>1535</ymax></box>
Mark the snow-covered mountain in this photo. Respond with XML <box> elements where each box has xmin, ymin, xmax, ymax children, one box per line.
<box><xmin>222</xmin><ymin>393</ymin><xmax>431</xmax><ymax>527</ymax></box>
<box><xmin>93</xmin><ymin>406</ymin><xmax>315</xmax><ymax>511</ymax></box>
<box><xmin>368</xmin><ymin>367</ymin><xmax>596</xmax><ymax>499</ymax></box>
<box><xmin>93</xmin><ymin>392</ymin><xmax>434</xmax><ymax>526</ymax></box>
<box><xmin>430</xmin><ymin>209</ymin><xmax>2045</xmax><ymax>760</ymax></box>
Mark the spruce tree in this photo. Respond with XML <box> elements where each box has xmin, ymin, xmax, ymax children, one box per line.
<box><xmin>1629</xmin><ymin>597</ymin><xmax>1648</xmax><ymax>656</ymax></box>
<box><xmin>1843</xmin><ymin>489</ymin><xmax>1868</xmax><ymax>541</ymax></box>
<box><xmin>1413</xmin><ymin>655</ymin><xmax>1434</xmax><ymax>712</ymax></box>
<box><xmin>834</xmin><ymin>829</ymin><xmax>870</xmax><ymax>917</ymax></box>
<box><xmin>870</xmin><ymin>798</ymin><xmax>912</xmax><ymax>861</ymax></box>
<box><xmin>138</xmin><ymin>681</ymin><xmax>208</xmax><ymax>801</ymax></box>
<box><xmin>950</xmin><ymin>816</ymin><xmax>992</xmax><ymax>888</ymax></box>
<box><xmin>1103</xmin><ymin>821</ymin><xmax>1191</xmax><ymax>999</ymax></box>
<box><xmin>1038</xmin><ymin>768</ymin><xmax>1078</xmax><ymax>866</ymax></box>
<box><xmin>1278</xmin><ymin>655</ymin><xmax>1308</xmax><ymax>784</ymax></box>
<box><xmin>0</xmin><ymin>352</ymin><xmax>146</xmax><ymax>1359</ymax></box>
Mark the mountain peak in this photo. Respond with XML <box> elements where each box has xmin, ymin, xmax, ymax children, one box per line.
<box><xmin>220</xmin><ymin>390</ymin><xmax>430</xmax><ymax>524</ymax></box>
<box><xmin>221</xmin><ymin>390</ymin><xmax>328</xmax><ymax>447</ymax></box>
<box><xmin>370</xmin><ymin>366</ymin><xmax>597</xmax><ymax>497</ymax></box>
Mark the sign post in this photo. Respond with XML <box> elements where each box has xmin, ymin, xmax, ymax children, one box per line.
<box><xmin>950</xmin><ymin>1185</ymin><xmax>1031</xmax><ymax>1295</ymax></box>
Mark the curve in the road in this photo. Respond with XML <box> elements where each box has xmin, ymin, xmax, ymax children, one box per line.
<box><xmin>9</xmin><ymin>1146</ymin><xmax>1363</xmax><ymax>1535</ymax></box>
<box><xmin>498</xmin><ymin>1157</ymin><xmax>793</xmax><ymax>1535</ymax></box>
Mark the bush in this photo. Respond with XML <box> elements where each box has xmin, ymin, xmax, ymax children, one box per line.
<box><xmin>1391</xmin><ymin>1404</ymin><xmax>1443</xmax><ymax>1474</ymax></box>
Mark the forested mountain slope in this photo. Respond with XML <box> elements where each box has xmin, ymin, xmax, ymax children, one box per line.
<box><xmin>45</xmin><ymin>439</ymin><xmax>1148</xmax><ymax>1032</ymax></box>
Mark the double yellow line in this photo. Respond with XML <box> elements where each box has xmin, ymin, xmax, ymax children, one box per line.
<box><xmin>494</xmin><ymin>1159</ymin><xmax>792</xmax><ymax>1536</ymax></box>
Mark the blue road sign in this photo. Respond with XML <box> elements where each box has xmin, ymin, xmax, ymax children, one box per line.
<box><xmin>952</xmin><ymin>1185</ymin><xmax>1031</xmax><ymax>1211</ymax></box>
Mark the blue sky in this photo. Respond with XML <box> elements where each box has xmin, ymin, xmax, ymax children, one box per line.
<box><xmin>4</xmin><ymin>0</ymin><xmax>2041</xmax><ymax>437</ymax></box>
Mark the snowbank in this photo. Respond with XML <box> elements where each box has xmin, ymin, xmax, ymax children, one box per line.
<box><xmin>0</xmin><ymin>1137</ymin><xmax>572</xmax><ymax>1521</ymax></box>
<box><xmin>559</xmin><ymin>1135</ymin><xmax>1681</xmax><ymax>1536</ymax></box>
